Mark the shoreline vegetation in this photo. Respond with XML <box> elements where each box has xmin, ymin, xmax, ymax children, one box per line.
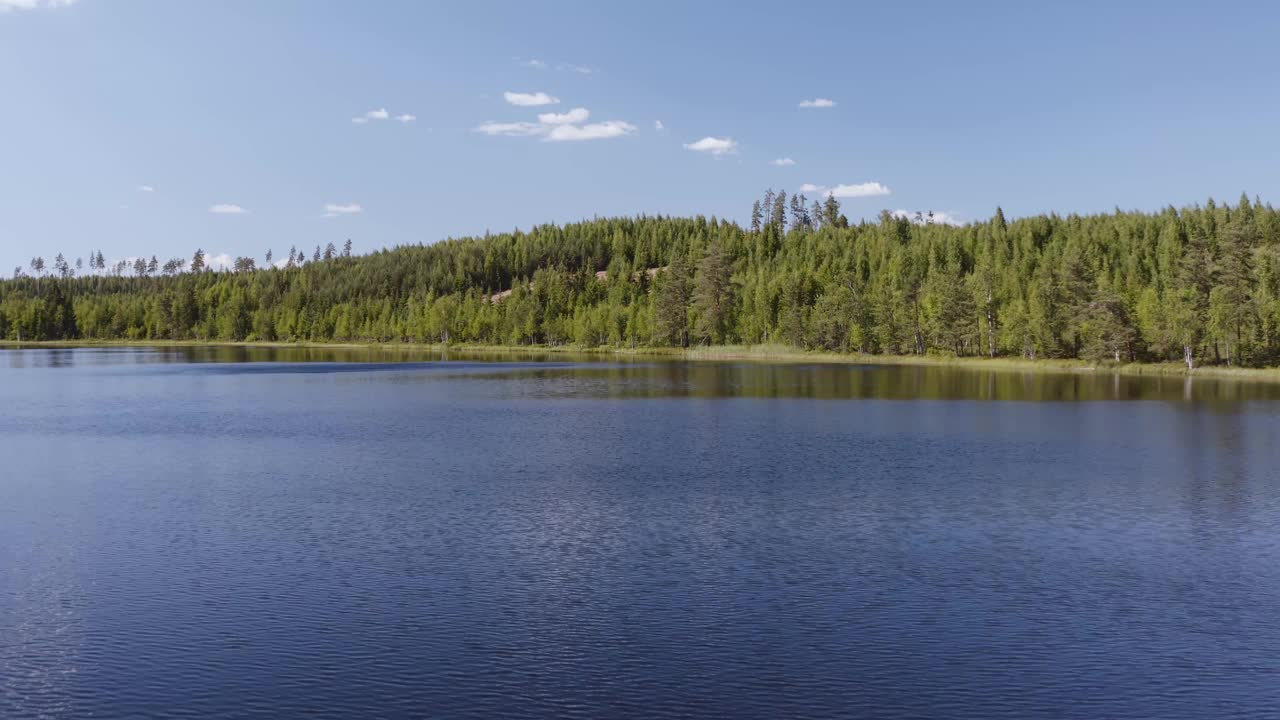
<box><xmin>5</xmin><ymin>339</ymin><xmax>1280</xmax><ymax>383</ymax></box>
<box><xmin>4</xmin><ymin>193</ymin><xmax>1280</xmax><ymax>378</ymax></box>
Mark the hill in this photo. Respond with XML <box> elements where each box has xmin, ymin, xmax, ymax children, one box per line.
<box><xmin>3</xmin><ymin>192</ymin><xmax>1279</xmax><ymax>369</ymax></box>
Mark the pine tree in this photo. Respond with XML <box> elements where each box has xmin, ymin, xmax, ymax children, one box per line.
<box><xmin>693</xmin><ymin>240</ymin><xmax>733</xmax><ymax>344</ymax></box>
<box><xmin>1211</xmin><ymin>214</ymin><xmax>1256</xmax><ymax>364</ymax></box>
<box><xmin>821</xmin><ymin>194</ymin><xmax>841</xmax><ymax>228</ymax></box>
<box><xmin>789</xmin><ymin>194</ymin><xmax>805</xmax><ymax>232</ymax></box>
<box><xmin>654</xmin><ymin>252</ymin><xmax>692</xmax><ymax>347</ymax></box>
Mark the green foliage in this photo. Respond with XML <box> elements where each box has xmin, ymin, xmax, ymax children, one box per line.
<box><xmin>4</xmin><ymin>196</ymin><xmax>1280</xmax><ymax>367</ymax></box>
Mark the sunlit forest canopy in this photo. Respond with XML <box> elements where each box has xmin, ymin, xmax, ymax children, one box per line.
<box><xmin>3</xmin><ymin>192</ymin><xmax>1279</xmax><ymax>369</ymax></box>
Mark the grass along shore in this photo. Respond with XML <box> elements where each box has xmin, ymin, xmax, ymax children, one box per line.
<box><xmin>4</xmin><ymin>339</ymin><xmax>1280</xmax><ymax>383</ymax></box>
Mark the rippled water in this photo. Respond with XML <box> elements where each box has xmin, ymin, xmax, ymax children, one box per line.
<box><xmin>2</xmin><ymin>347</ymin><xmax>1279</xmax><ymax>719</ymax></box>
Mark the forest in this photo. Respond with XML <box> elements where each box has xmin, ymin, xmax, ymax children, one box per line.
<box><xmin>3</xmin><ymin>191</ymin><xmax>1279</xmax><ymax>369</ymax></box>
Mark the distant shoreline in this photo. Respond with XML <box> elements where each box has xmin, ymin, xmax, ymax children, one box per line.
<box><xmin>4</xmin><ymin>339</ymin><xmax>1280</xmax><ymax>383</ymax></box>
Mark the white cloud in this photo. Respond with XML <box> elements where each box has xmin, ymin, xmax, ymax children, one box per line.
<box><xmin>474</xmin><ymin>121</ymin><xmax>546</xmax><ymax>137</ymax></box>
<box><xmin>395</xmin><ymin>113</ymin><xmax>416</xmax><ymax>123</ymax></box>
<box><xmin>209</xmin><ymin>203</ymin><xmax>247</xmax><ymax>215</ymax></box>
<box><xmin>799</xmin><ymin>98</ymin><xmax>836</xmax><ymax>109</ymax></box>
<box><xmin>476</xmin><ymin>109</ymin><xmax>634</xmax><ymax>142</ymax></box>
<box><xmin>801</xmin><ymin>182</ymin><xmax>891</xmax><ymax>198</ymax></box>
<box><xmin>516</xmin><ymin>57</ymin><xmax>593</xmax><ymax>73</ymax></box>
<box><xmin>504</xmin><ymin>91</ymin><xmax>559</xmax><ymax>107</ymax></box>
<box><xmin>537</xmin><ymin>107</ymin><xmax>589</xmax><ymax>125</ymax></box>
<box><xmin>828</xmin><ymin>182</ymin><xmax>890</xmax><ymax>198</ymax></box>
<box><xmin>0</xmin><ymin>0</ymin><xmax>75</xmax><ymax>12</ymax></box>
<box><xmin>206</xmin><ymin>253</ymin><xmax>234</xmax><ymax>271</ymax></box>
<box><xmin>321</xmin><ymin>202</ymin><xmax>363</xmax><ymax>218</ymax></box>
<box><xmin>137</xmin><ymin>185</ymin><xmax>155</xmax><ymax>192</ymax></box>
<box><xmin>654</xmin><ymin>120</ymin><xmax>665</xmax><ymax>131</ymax></box>
<box><xmin>893</xmin><ymin>209</ymin><xmax>962</xmax><ymax>226</ymax></box>
<box><xmin>684</xmin><ymin>136</ymin><xmax>738</xmax><ymax>156</ymax></box>
<box><xmin>543</xmin><ymin>121</ymin><xmax>635</xmax><ymax>142</ymax></box>
<box><xmin>352</xmin><ymin>108</ymin><xmax>390</xmax><ymax>124</ymax></box>
<box><xmin>770</xmin><ymin>158</ymin><xmax>796</xmax><ymax>167</ymax></box>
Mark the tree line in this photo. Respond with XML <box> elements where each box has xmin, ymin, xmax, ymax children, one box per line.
<box><xmin>2</xmin><ymin>192</ymin><xmax>1279</xmax><ymax>369</ymax></box>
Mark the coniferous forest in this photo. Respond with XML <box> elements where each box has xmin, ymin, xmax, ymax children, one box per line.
<box><xmin>3</xmin><ymin>192</ymin><xmax>1280</xmax><ymax>369</ymax></box>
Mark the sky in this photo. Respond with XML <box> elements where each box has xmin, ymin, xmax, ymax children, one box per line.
<box><xmin>1</xmin><ymin>0</ymin><xmax>1279</xmax><ymax>272</ymax></box>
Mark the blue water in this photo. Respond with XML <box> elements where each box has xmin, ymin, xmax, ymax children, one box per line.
<box><xmin>2</xmin><ymin>347</ymin><xmax>1278</xmax><ymax>719</ymax></box>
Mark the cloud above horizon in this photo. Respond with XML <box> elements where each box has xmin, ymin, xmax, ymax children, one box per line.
<box><xmin>537</xmin><ymin>108</ymin><xmax>590</xmax><ymax>125</ymax></box>
<box><xmin>209</xmin><ymin>203</ymin><xmax>247</xmax><ymax>215</ymax></box>
<box><xmin>476</xmin><ymin>104</ymin><xmax>635</xmax><ymax>142</ymax></box>
<box><xmin>892</xmin><ymin>209</ymin><xmax>962</xmax><ymax>226</ymax></box>
<box><xmin>0</xmin><ymin>0</ymin><xmax>75</xmax><ymax>12</ymax></box>
<box><xmin>515</xmin><ymin>57</ymin><xmax>593</xmax><ymax>74</ymax></box>
<box><xmin>544</xmin><ymin>121</ymin><xmax>636</xmax><ymax>142</ymax></box>
<box><xmin>800</xmin><ymin>182</ymin><xmax>891</xmax><ymax>198</ymax></box>
<box><xmin>351</xmin><ymin>108</ymin><xmax>389</xmax><ymax>124</ymax></box>
<box><xmin>351</xmin><ymin>107</ymin><xmax>417</xmax><ymax>125</ymax></box>
<box><xmin>684</xmin><ymin>136</ymin><xmax>738</xmax><ymax>156</ymax></box>
<box><xmin>504</xmin><ymin>91</ymin><xmax>559</xmax><ymax>107</ymax></box>
<box><xmin>798</xmin><ymin>98</ymin><xmax>836</xmax><ymax>109</ymax></box>
<box><xmin>322</xmin><ymin>202</ymin><xmax>363</xmax><ymax>218</ymax></box>
<box><xmin>474</xmin><ymin>121</ymin><xmax>547</xmax><ymax>137</ymax></box>
<box><xmin>770</xmin><ymin>158</ymin><xmax>796</xmax><ymax>166</ymax></box>
<box><xmin>206</xmin><ymin>253</ymin><xmax>234</xmax><ymax>271</ymax></box>
<box><xmin>137</xmin><ymin>185</ymin><xmax>155</xmax><ymax>192</ymax></box>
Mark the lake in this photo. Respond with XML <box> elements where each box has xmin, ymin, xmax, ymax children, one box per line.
<box><xmin>2</xmin><ymin>347</ymin><xmax>1278</xmax><ymax>719</ymax></box>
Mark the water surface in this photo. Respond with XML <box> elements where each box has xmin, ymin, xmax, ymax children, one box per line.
<box><xmin>2</xmin><ymin>347</ymin><xmax>1278</xmax><ymax>719</ymax></box>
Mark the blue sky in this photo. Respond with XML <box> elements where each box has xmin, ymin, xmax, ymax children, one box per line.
<box><xmin>2</xmin><ymin>0</ymin><xmax>1278</xmax><ymax>272</ymax></box>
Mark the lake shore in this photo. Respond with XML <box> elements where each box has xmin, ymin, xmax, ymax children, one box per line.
<box><xmin>5</xmin><ymin>339</ymin><xmax>1280</xmax><ymax>383</ymax></box>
